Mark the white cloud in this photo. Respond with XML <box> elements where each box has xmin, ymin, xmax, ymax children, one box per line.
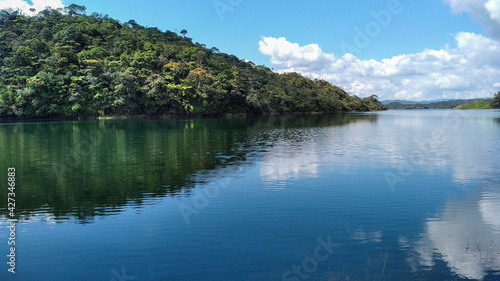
<box><xmin>485</xmin><ymin>0</ymin><xmax>500</xmax><ymax>21</ymax></box>
<box><xmin>258</xmin><ymin>37</ymin><xmax>334</xmax><ymax>72</ymax></box>
<box><xmin>0</xmin><ymin>0</ymin><xmax>65</xmax><ymax>16</ymax></box>
<box><xmin>259</xmin><ymin>34</ymin><xmax>500</xmax><ymax>101</ymax></box>
<box><xmin>444</xmin><ymin>0</ymin><xmax>500</xmax><ymax>38</ymax></box>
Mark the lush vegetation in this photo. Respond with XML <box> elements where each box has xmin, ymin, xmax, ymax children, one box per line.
<box><xmin>490</xmin><ymin>91</ymin><xmax>500</xmax><ymax>109</ymax></box>
<box><xmin>454</xmin><ymin>92</ymin><xmax>500</xmax><ymax>109</ymax></box>
<box><xmin>454</xmin><ymin>99</ymin><xmax>492</xmax><ymax>109</ymax></box>
<box><xmin>0</xmin><ymin>5</ymin><xmax>385</xmax><ymax>119</ymax></box>
<box><xmin>386</xmin><ymin>99</ymin><xmax>488</xmax><ymax>110</ymax></box>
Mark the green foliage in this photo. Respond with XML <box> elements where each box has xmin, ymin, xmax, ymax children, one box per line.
<box><xmin>454</xmin><ymin>99</ymin><xmax>492</xmax><ymax>109</ymax></box>
<box><xmin>0</xmin><ymin>6</ymin><xmax>386</xmax><ymax>119</ymax></box>
<box><xmin>66</xmin><ymin>4</ymin><xmax>87</xmax><ymax>16</ymax></box>
<box><xmin>491</xmin><ymin>92</ymin><xmax>500</xmax><ymax>109</ymax></box>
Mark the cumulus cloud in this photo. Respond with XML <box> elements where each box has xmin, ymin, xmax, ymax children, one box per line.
<box><xmin>259</xmin><ymin>34</ymin><xmax>500</xmax><ymax>101</ymax></box>
<box><xmin>0</xmin><ymin>0</ymin><xmax>65</xmax><ymax>16</ymax></box>
<box><xmin>444</xmin><ymin>0</ymin><xmax>500</xmax><ymax>38</ymax></box>
<box><xmin>258</xmin><ymin>37</ymin><xmax>335</xmax><ymax>72</ymax></box>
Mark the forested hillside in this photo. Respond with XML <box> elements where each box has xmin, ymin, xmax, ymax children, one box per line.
<box><xmin>452</xmin><ymin>92</ymin><xmax>500</xmax><ymax>109</ymax></box>
<box><xmin>0</xmin><ymin>5</ymin><xmax>385</xmax><ymax>119</ymax></box>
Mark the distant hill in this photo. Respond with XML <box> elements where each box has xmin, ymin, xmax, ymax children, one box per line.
<box><xmin>0</xmin><ymin>6</ymin><xmax>385</xmax><ymax>119</ymax></box>
<box><xmin>385</xmin><ymin>99</ymin><xmax>490</xmax><ymax>109</ymax></box>
<box><xmin>381</xmin><ymin>100</ymin><xmax>419</xmax><ymax>105</ymax></box>
<box><xmin>454</xmin><ymin>100</ymin><xmax>492</xmax><ymax>109</ymax></box>
<box><xmin>380</xmin><ymin>99</ymin><xmax>473</xmax><ymax>105</ymax></box>
<box><xmin>453</xmin><ymin>92</ymin><xmax>500</xmax><ymax>109</ymax></box>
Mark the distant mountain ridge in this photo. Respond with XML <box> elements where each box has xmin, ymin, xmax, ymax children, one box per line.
<box><xmin>383</xmin><ymin>98</ymin><xmax>492</xmax><ymax>109</ymax></box>
<box><xmin>381</xmin><ymin>98</ymin><xmax>490</xmax><ymax>106</ymax></box>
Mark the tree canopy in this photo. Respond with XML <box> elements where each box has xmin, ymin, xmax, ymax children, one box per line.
<box><xmin>0</xmin><ymin>6</ymin><xmax>386</xmax><ymax>119</ymax></box>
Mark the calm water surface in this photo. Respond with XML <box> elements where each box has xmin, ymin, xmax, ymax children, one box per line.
<box><xmin>1</xmin><ymin>110</ymin><xmax>500</xmax><ymax>280</ymax></box>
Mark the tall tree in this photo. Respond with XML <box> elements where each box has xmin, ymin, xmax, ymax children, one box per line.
<box><xmin>66</xmin><ymin>4</ymin><xmax>86</xmax><ymax>16</ymax></box>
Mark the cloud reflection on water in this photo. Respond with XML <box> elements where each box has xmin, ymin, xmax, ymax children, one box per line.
<box><xmin>405</xmin><ymin>181</ymin><xmax>500</xmax><ymax>280</ymax></box>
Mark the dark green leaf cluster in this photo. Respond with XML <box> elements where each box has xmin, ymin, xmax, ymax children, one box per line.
<box><xmin>0</xmin><ymin>7</ymin><xmax>385</xmax><ymax>119</ymax></box>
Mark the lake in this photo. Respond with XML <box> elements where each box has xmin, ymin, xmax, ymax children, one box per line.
<box><xmin>1</xmin><ymin>110</ymin><xmax>500</xmax><ymax>281</ymax></box>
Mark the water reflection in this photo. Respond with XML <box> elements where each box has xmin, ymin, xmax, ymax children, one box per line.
<box><xmin>404</xmin><ymin>180</ymin><xmax>500</xmax><ymax>280</ymax></box>
<box><xmin>1</xmin><ymin>111</ymin><xmax>499</xmax><ymax>280</ymax></box>
<box><xmin>350</xmin><ymin>110</ymin><xmax>500</xmax><ymax>185</ymax></box>
<box><xmin>0</xmin><ymin>114</ymin><xmax>373</xmax><ymax>221</ymax></box>
<box><xmin>260</xmin><ymin>130</ymin><xmax>321</xmax><ymax>183</ymax></box>
<box><xmin>260</xmin><ymin>115</ymin><xmax>381</xmax><ymax>185</ymax></box>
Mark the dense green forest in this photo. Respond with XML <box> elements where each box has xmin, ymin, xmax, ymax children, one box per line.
<box><xmin>385</xmin><ymin>98</ymin><xmax>490</xmax><ymax>110</ymax></box>
<box><xmin>454</xmin><ymin>92</ymin><xmax>500</xmax><ymax>109</ymax></box>
<box><xmin>0</xmin><ymin>5</ymin><xmax>385</xmax><ymax>119</ymax></box>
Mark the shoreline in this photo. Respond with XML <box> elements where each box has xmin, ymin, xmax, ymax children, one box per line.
<box><xmin>0</xmin><ymin>110</ymin><xmax>385</xmax><ymax>123</ymax></box>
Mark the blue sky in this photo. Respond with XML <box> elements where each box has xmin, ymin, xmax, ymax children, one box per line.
<box><xmin>2</xmin><ymin>0</ymin><xmax>500</xmax><ymax>100</ymax></box>
<box><xmin>56</xmin><ymin>0</ymin><xmax>481</xmax><ymax>64</ymax></box>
